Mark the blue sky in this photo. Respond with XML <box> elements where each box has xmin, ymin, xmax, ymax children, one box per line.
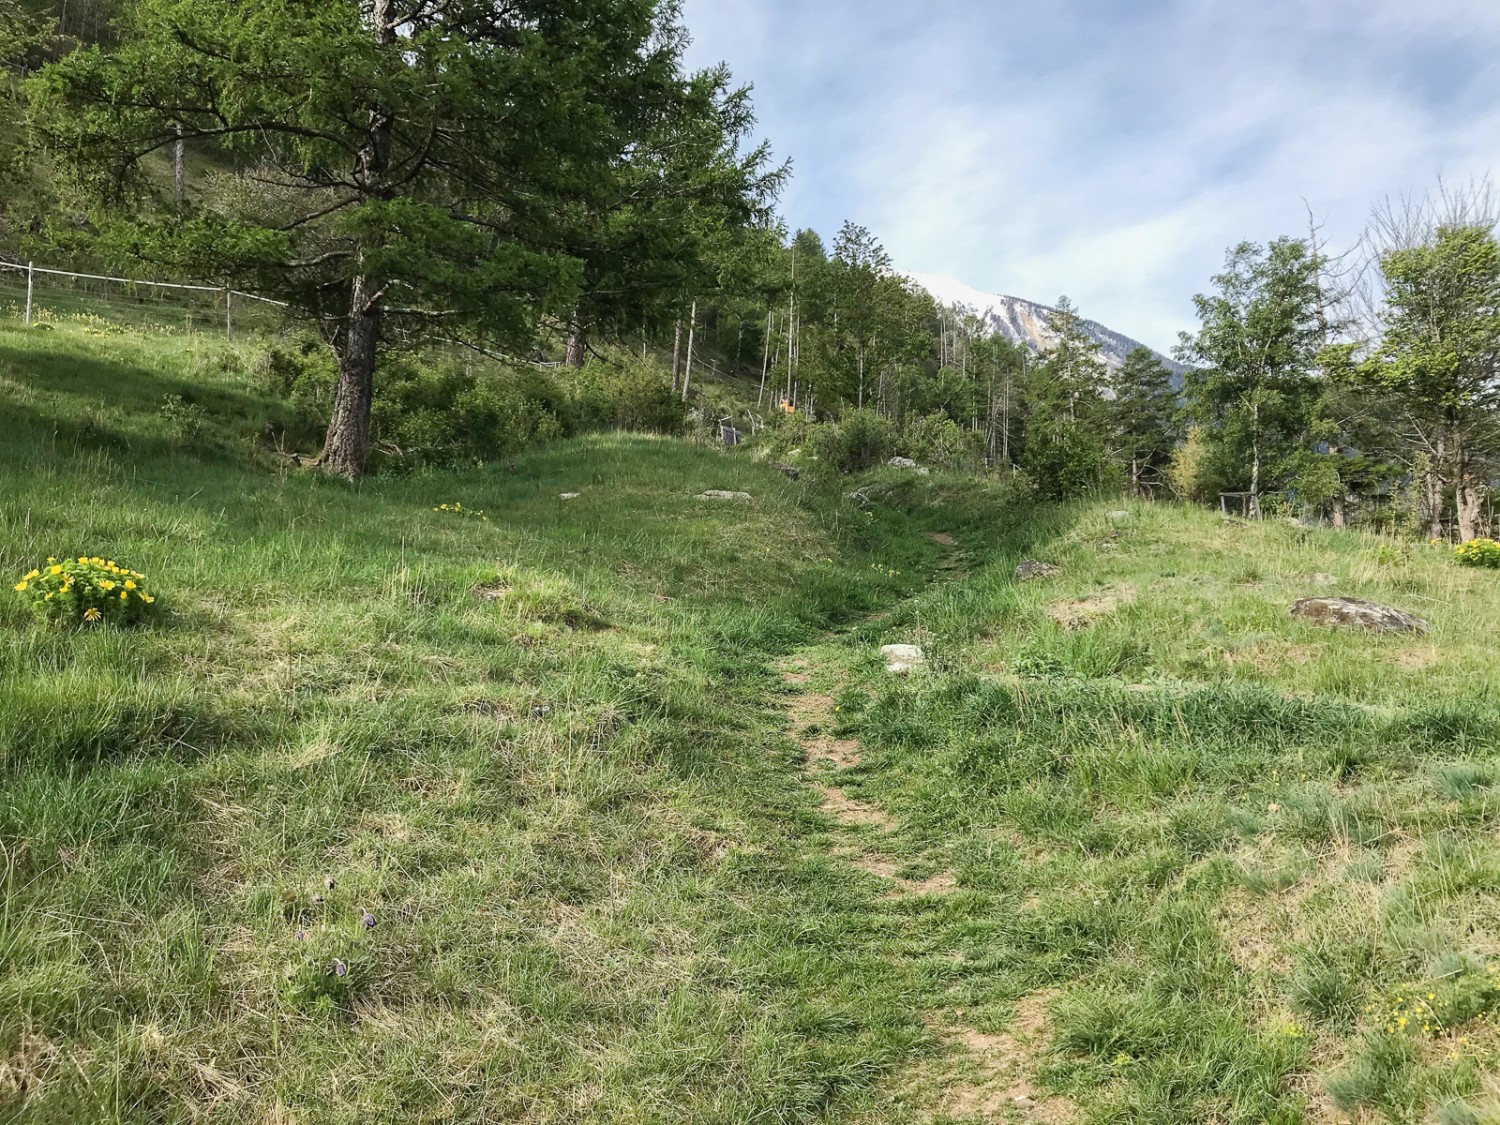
<box><xmin>681</xmin><ymin>0</ymin><xmax>1500</xmax><ymax>351</ymax></box>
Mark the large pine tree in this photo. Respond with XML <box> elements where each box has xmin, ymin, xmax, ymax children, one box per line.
<box><xmin>30</xmin><ymin>0</ymin><xmax>745</xmax><ymax>478</ymax></box>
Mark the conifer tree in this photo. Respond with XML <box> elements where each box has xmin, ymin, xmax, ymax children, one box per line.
<box><xmin>1110</xmin><ymin>345</ymin><xmax>1180</xmax><ymax>493</ymax></box>
<box><xmin>30</xmin><ymin>0</ymin><xmax>728</xmax><ymax>479</ymax></box>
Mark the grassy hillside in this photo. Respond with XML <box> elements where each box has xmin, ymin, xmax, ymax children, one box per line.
<box><xmin>2</xmin><ymin>322</ymin><xmax>1500</xmax><ymax>1124</ymax></box>
<box><xmin>0</xmin><ymin>322</ymin><xmax>1029</xmax><ymax>1123</ymax></box>
<box><xmin>806</xmin><ymin>505</ymin><xmax>1500</xmax><ymax>1123</ymax></box>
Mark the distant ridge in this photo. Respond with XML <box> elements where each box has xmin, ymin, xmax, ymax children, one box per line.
<box><xmin>907</xmin><ymin>272</ymin><xmax>1189</xmax><ymax>381</ymax></box>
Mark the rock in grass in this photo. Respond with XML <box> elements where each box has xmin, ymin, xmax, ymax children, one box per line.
<box><xmin>701</xmin><ymin>490</ymin><xmax>753</xmax><ymax>501</ymax></box>
<box><xmin>560</xmin><ymin>492</ymin><xmax>580</xmax><ymax>500</ymax></box>
<box><xmin>881</xmin><ymin>644</ymin><xmax>926</xmax><ymax>674</ymax></box>
<box><xmin>1015</xmin><ymin>560</ymin><xmax>1062</xmax><ymax>581</ymax></box>
<box><xmin>1290</xmin><ymin>596</ymin><xmax>1428</xmax><ymax>635</ymax></box>
<box><xmin>1108</xmin><ymin>510</ymin><xmax>1131</xmax><ymax>521</ymax></box>
<box><xmin>887</xmin><ymin>456</ymin><xmax>930</xmax><ymax>475</ymax></box>
<box><xmin>768</xmin><ymin>461</ymin><xmax>800</xmax><ymax>481</ymax></box>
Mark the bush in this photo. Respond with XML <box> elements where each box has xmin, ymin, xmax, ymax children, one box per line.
<box><xmin>1455</xmin><ymin>538</ymin><xmax>1500</xmax><ymax>568</ymax></box>
<box><xmin>568</xmin><ymin>355</ymin><xmax>685</xmax><ymax>435</ymax></box>
<box><xmin>817</xmin><ymin>409</ymin><xmax>894</xmax><ymax>474</ymax></box>
<box><xmin>1021</xmin><ymin>421</ymin><xmax>1113</xmax><ymax>501</ymax></box>
<box><xmin>1166</xmin><ymin>425</ymin><xmax>1220</xmax><ymax>503</ymax></box>
<box><xmin>900</xmin><ymin>411</ymin><xmax>984</xmax><ymax>472</ymax></box>
<box><xmin>13</xmin><ymin>556</ymin><xmax>158</xmax><ymax>625</ymax></box>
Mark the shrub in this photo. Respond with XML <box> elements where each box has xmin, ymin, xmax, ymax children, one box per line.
<box><xmin>816</xmin><ymin>409</ymin><xmax>894</xmax><ymax>474</ymax></box>
<box><xmin>13</xmin><ymin>556</ymin><xmax>158</xmax><ymax>625</ymax></box>
<box><xmin>1455</xmin><ymin>538</ymin><xmax>1500</xmax><ymax>568</ymax></box>
<box><xmin>567</xmin><ymin>355</ymin><xmax>685</xmax><ymax>435</ymax></box>
<box><xmin>1021</xmin><ymin>421</ymin><xmax>1113</xmax><ymax>501</ymax></box>
<box><xmin>900</xmin><ymin>411</ymin><xmax>984</xmax><ymax>472</ymax></box>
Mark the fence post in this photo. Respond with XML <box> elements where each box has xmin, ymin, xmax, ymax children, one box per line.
<box><xmin>24</xmin><ymin>262</ymin><xmax>33</xmax><ymax>326</ymax></box>
<box><xmin>225</xmin><ymin>288</ymin><xmax>232</xmax><ymax>341</ymax></box>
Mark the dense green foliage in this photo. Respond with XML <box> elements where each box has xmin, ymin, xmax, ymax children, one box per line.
<box><xmin>26</xmin><ymin>0</ymin><xmax>777</xmax><ymax>477</ymax></box>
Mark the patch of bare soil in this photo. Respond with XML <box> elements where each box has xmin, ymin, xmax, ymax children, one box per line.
<box><xmin>935</xmin><ymin>992</ymin><xmax>1076</xmax><ymax>1123</ymax></box>
<box><xmin>930</xmin><ymin>532</ymin><xmax>959</xmax><ymax>547</ymax></box>
<box><xmin>1047</xmin><ymin>586</ymin><xmax>1135</xmax><ymax>630</ymax></box>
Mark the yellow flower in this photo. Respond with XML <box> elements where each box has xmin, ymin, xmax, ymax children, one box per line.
<box><xmin>46</xmin><ymin>557</ymin><xmax>55</xmax><ymax>564</ymax></box>
<box><xmin>99</xmin><ymin>580</ymin><xmax>116</xmax><ymax>591</ymax></box>
<box><xmin>78</xmin><ymin>556</ymin><xmax>88</xmax><ymax>564</ymax></box>
<box><xmin>49</xmin><ymin>565</ymin><xmax>62</xmax><ymax>575</ymax></box>
<box><xmin>13</xmin><ymin>581</ymin><xmax>27</xmax><ymax>591</ymax></box>
<box><xmin>83</xmin><ymin>607</ymin><xmax>102</xmax><ymax>623</ymax></box>
<box><xmin>24</xmin><ymin>569</ymin><xmax>39</xmax><ymax>581</ymax></box>
<box><xmin>119</xmin><ymin>591</ymin><xmax>128</xmax><ymax>601</ymax></box>
<box><xmin>142</xmin><ymin>595</ymin><xmax>155</xmax><ymax>604</ymax></box>
<box><xmin>124</xmin><ymin>580</ymin><xmax>136</xmax><ymax>590</ymax></box>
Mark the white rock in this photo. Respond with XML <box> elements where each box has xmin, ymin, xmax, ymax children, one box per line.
<box><xmin>888</xmin><ymin>456</ymin><xmax>930</xmax><ymax>475</ymax></box>
<box><xmin>1108</xmin><ymin>510</ymin><xmax>1131</xmax><ymax>521</ymax></box>
<box><xmin>560</xmin><ymin>493</ymin><xmax>581</xmax><ymax>500</ymax></box>
<box><xmin>881</xmin><ymin>643</ymin><xmax>926</xmax><ymax>674</ymax></box>
<box><xmin>700</xmin><ymin>490</ymin><xmax>753</xmax><ymax>501</ymax></box>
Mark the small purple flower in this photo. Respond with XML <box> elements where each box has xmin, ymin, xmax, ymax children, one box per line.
<box><xmin>330</xmin><ymin>959</ymin><xmax>347</xmax><ymax>977</ymax></box>
<box><xmin>294</xmin><ymin>927</ymin><xmax>306</xmax><ymax>943</ymax></box>
<box><xmin>361</xmin><ymin>911</ymin><xmax>376</xmax><ymax>931</ymax></box>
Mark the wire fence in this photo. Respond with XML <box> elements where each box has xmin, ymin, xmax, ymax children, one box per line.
<box><xmin>0</xmin><ymin>259</ymin><xmax>289</xmax><ymax>338</ymax></box>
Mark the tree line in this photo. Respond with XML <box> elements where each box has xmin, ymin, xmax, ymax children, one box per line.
<box><xmin>3</xmin><ymin>1</ymin><xmax>1498</xmax><ymax>540</ymax></box>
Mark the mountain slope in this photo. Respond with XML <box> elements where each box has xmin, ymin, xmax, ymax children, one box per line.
<box><xmin>908</xmin><ymin>271</ymin><xmax>1189</xmax><ymax>379</ymax></box>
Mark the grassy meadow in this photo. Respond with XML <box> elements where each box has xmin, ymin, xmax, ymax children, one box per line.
<box><xmin>2</xmin><ymin>320</ymin><xmax>1500</xmax><ymax>1124</ymax></box>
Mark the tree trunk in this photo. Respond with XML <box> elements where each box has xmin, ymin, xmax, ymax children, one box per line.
<box><xmin>670</xmin><ymin>317</ymin><xmax>683</xmax><ymax>393</ymax></box>
<box><xmin>1456</xmin><ymin>435</ymin><xmax>1483</xmax><ymax>541</ymax></box>
<box><xmin>173</xmin><ymin>125</ymin><xmax>185</xmax><ymax>207</ymax></box>
<box><xmin>1250</xmin><ymin>399</ymin><xmax>1261</xmax><ymax>517</ymax></box>
<box><xmin>320</xmin><ymin>275</ymin><xmax>381</xmax><ymax>480</ymax></box>
<box><xmin>1457</xmin><ymin>478</ymin><xmax>1483</xmax><ymax>542</ymax></box>
<box><xmin>316</xmin><ymin>0</ymin><xmax>395</xmax><ymax>480</ymax></box>
<box><xmin>757</xmin><ymin>309</ymin><xmax>772</xmax><ymax>408</ymax></box>
<box><xmin>1425</xmin><ymin>444</ymin><xmax>1446</xmax><ymax>540</ymax></box>
<box><xmin>680</xmin><ymin>300</ymin><xmax>696</xmax><ymax>402</ymax></box>
<box><xmin>857</xmin><ymin>340</ymin><xmax>865</xmax><ymax>410</ymax></box>
<box><xmin>565</xmin><ymin>313</ymin><xmax>587</xmax><ymax>368</ymax></box>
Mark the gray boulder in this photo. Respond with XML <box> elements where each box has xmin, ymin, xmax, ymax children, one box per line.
<box><xmin>1015</xmin><ymin>560</ymin><xmax>1062</xmax><ymax>582</ymax></box>
<box><xmin>700</xmin><ymin>490</ymin><xmax>753</xmax><ymax>501</ymax></box>
<box><xmin>1290</xmin><ymin>597</ymin><xmax>1429</xmax><ymax>635</ymax></box>
<box><xmin>888</xmin><ymin>456</ymin><xmax>930</xmax><ymax>475</ymax></box>
<box><xmin>881</xmin><ymin>644</ymin><xmax>926</xmax><ymax>674</ymax></box>
<box><xmin>769</xmin><ymin>461</ymin><xmax>800</xmax><ymax>481</ymax></box>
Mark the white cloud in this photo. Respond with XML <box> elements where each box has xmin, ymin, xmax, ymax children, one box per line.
<box><xmin>681</xmin><ymin>0</ymin><xmax>1500</xmax><ymax>351</ymax></box>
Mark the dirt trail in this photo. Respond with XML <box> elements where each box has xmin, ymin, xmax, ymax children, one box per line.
<box><xmin>776</xmin><ymin>533</ymin><xmax>1075</xmax><ymax>1121</ymax></box>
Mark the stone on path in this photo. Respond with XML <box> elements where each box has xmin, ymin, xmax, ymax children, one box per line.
<box><xmin>1290</xmin><ymin>596</ymin><xmax>1429</xmax><ymax>635</ymax></box>
<box><xmin>700</xmin><ymin>490</ymin><xmax>753</xmax><ymax>501</ymax></box>
<box><xmin>881</xmin><ymin>643</ymin><xmax>926</xmax><ymax>674</ymax></box>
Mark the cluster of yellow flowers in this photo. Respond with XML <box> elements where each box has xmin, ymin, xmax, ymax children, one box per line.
<box><xmin>1367</xmin><ymin>968</ymin><xmax>1500</xmax><ymax>1039</ymax></box>
<box><xmin>433</xmin><ymin>502</ymin><xmax>489</xmax><ymax>522</ymax></box>
<box><xmin>1369</xmin><ymin>992</ymin><xmax>1447</xmax><ymax>1037</ymax></box>
<box><xmin>1455</xmin><ymin>537</ymin><xmax>1500</xmax><ymax>568</ymax></box>
<box><xmin>13</xmin><ymin>555</ymin><xmax>158</xmax><ymax>625</ymax></box>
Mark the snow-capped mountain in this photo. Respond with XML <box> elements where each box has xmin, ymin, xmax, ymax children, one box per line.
<box><xmin>906</xmin><ymin>272</ymin><xmax>1187</xmax><ymax>380</ymax></box>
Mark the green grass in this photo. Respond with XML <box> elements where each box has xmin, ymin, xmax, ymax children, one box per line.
<box><xmin>4</xmin><ymin>321</ymin><xmax>1500</xmax><ymax>1124</ymax></box>
<box><xmin>818</xmin><ymin>503</ymin><xmax>1500</xmax><ymax>1123</ymax></box>
<box><xmin>0</xmin><ymin>322</ymin><xmax>1034</xmax><ymax>1123</ymax></box>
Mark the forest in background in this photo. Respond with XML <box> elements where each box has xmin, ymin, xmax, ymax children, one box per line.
<box><xmin>2</xmin><ymin>0</ymin><xmax>1499</xmax><ymax>539</ymax></box>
